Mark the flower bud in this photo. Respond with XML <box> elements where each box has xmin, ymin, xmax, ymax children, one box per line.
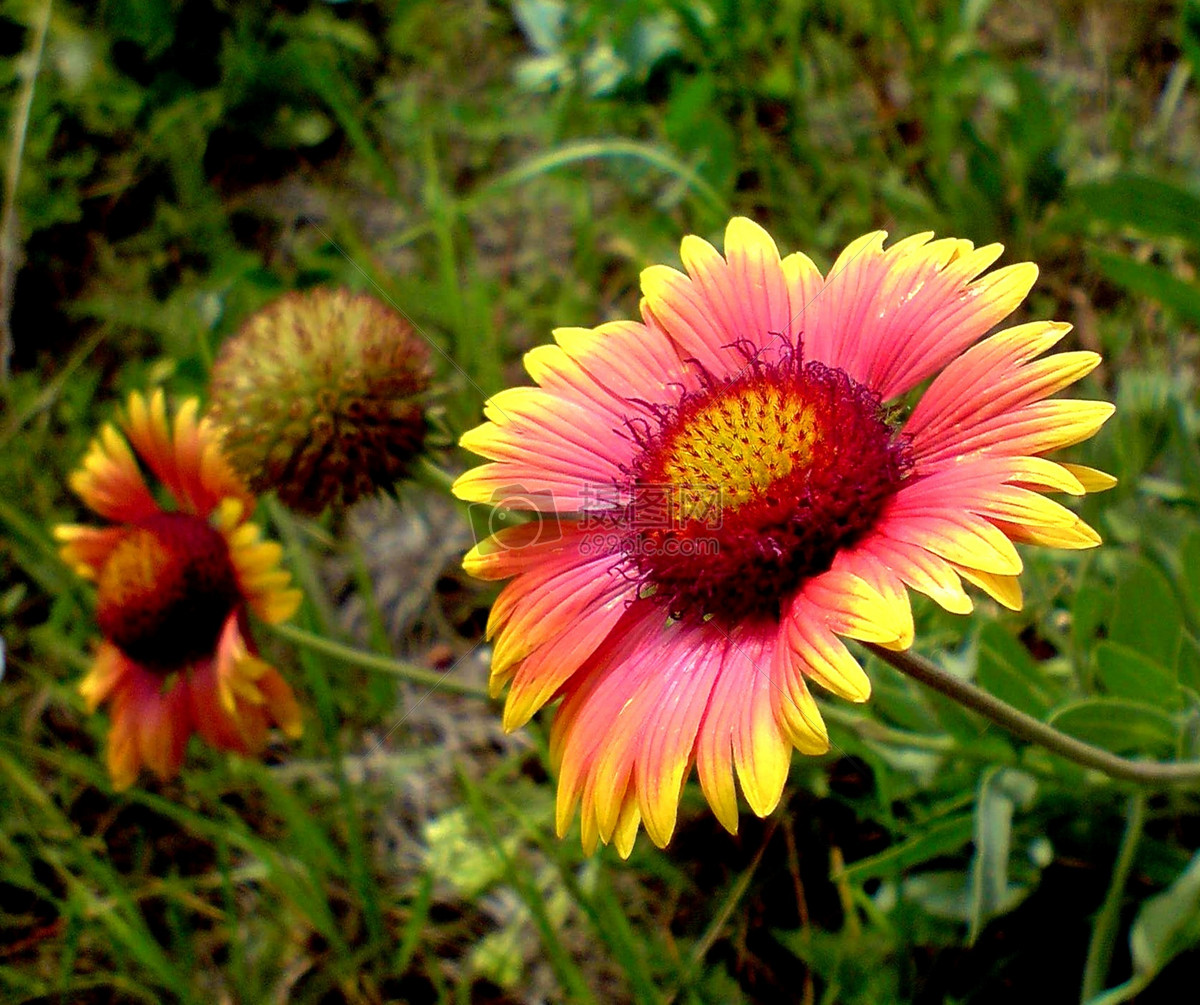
<box><xmin>210</xmin><ymin>288</ymin><xmax>432</xmax><ymax>513</ymax></box>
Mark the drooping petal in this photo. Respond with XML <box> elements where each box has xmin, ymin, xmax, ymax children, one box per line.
<box><xmin>484</xmin><ymin>526</ymin><xmax>631</xmax><ymax>685</ymax></box>
<box><xmin>635</xmin><ymin>627</ymin><xmax>726</xmax><ymax>846</ymax></box>
<box><xmin>552</xmin><ymin>605</ymin><xmax>666</xmax><ymax>842</ymax></box>
<box><xmin>780</xmin><ymin>586</ymin><xmax>873</xmax><ymax>702</ymax></box>
<box><xmin>78</xmin><ymin>642</ymin><xmax>134</xmax><ymax>713</ymax></box>
<box><xmin>501</xmin><ymin>570</ymin><xmax>634</xmax><ymax>727</ymax></box>
<box><xmin>105</xmin><ymin>661</ymin><xmax>190</xmax><ymax>788</ymax></box>
<box><xmin>209</xmin><ymin>615</ymin><xmax>302</xmax><ymax>746</ymax></box>
<box><xmin>854</xmin><ymin>533</ymin><xmax>973</xmax><ymax>615</ymax></box>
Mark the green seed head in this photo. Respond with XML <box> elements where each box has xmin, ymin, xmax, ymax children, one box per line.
<box><xmin>209</xmin><ymin>288</ymin><xmax>432</xmax><ymax>514</ymax></box>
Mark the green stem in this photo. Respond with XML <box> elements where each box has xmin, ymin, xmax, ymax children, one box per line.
<box><xmin>271</xmin><ymin>622</ymin><xmax>492</xmax><ymax>700</ymax></box>
<box><xmin>1081</xmin><ymin>793</ymin><xmax>1146</xmax><ymax>1004</ymax></box>
<box><xmin>821</xmin><ymin>704</ymin><xmax>957</xmax><ymax>753</ymax></box>
<box><xmin>865</xmin><ymin>643</ymin><xmax>1200</xmax><ymax>787</ymax></box>
<box><xmin>1</xmin><ymin>0</ymin><xmax>52</xmax><ymax>383</ymax></box>
<box><xmin>414</xmin><ymin>455</ymin><xmax>460</xmax><ymax>494</ymax></box>
<box><xmin>265</xmin><ymin>499</ymin><xmax>340</xmax><ymax>634</ymax></box>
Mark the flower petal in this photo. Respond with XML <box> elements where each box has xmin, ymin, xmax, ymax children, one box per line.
<box><xmin>69</xmin><ymin>424</ymin><xmax>159</xmax><ymax>523</ymax></box>
<box><xmin>55</xmin><ymin>525</ymin><xmax>129</xmax><ymax>581</ymax></box>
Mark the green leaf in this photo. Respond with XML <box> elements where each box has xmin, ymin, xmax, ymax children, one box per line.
<box><xmin>1109</xmin><ymin>555</ymin><xmax>1184</xmax><ymax>670</ymax></box>
<box><xmin>1075</xmin><ymin>174</ymin><xmax>1200</xmax><ymax>247</ymax></box>
<box><xmin>1132</xmin><ymin>851</ymin><xmax>1200</xmax><ymax>978</ymax></box>
<box><xmin>902</xmin><ymin>870</ymin><xmax>1029</xmax><ymax>923</ymax></box>
<box><xmin>1090</xmin><ymin>249</ymin><xmax>1200</xmax><ymax>327</ymax></box>
<box><xmin>102</xmin><ymin>0</ymin><xmax>177</xmax><ymax>58</ymax></box>
<box><xmin>1094</xmin><ymin>641</ymin><xmax>1182</xmax><ymax>709</ymax></box>
<box><xmin>1185</xmin><ymin>0</ymin><xmax>1200</xmax><ymax>76</ymax></box>
<box><xmin>967</xmin><ymin>768</ymin><xmax>1037</xmax><ymax>944</ymax></box>
<box><xmin>512</xmin><ymin>0</ymin><xmax>567</xmax><ymax>53</ymax></box>
<box><xmin>1049</xmin><ymin>698</ymin><xmax>1180</xmax><ymax>756</ymax></box>
<box><xmin>1180</xmin><ymin>530</ymin><xmax>1200</xmax><ymax>626</ymax></box>
<box><xmin>869</xmin><ymin>675</ymin><xmax>943</xmax><ymax>734</ymax></box>
<box><xmin>1179</xmin><ymin>633</ymin><xmax>1200</xmax><ymax>694</ymax></box>
<box><xmin>773</xmin><ymin>927</ymin><xmax>900</xmax><ymax>1004</ymax></box>
<box><xmin>841</xmin><ymin>813</ymin><xmax>976</xmax><ymax>883</ymax></box>
<box><xmin>1073</xmin><ymin>582</ymin><xmax>1112</xmax><ymax>668</ymax></box>
<box><xmin>976</xmin><ymin>624</ymin><xmax>1056</xmax><ymax>718</ymax></box>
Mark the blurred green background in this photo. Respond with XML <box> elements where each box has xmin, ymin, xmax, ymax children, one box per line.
<box><xmin>3</xmin><ymin>0</ymin><xmax>1200</xmax><ymax>1002</ymax></box>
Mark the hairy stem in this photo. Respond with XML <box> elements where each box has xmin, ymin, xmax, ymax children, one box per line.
<box><xmin>865</xmin><ymin>643</ymin><xmax>1200</xmax><ymax>786</ymax></box>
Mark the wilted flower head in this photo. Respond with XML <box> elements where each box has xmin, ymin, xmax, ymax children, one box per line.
<box><xmin>56</xmin><ymin>390</ymin><xmax>303</xmax><ymax>790</ymax></box>
<box><xmin>456</xmin><ymin>219</ymin><xmax>1115</xmax><ymax>857</ymax></box>
<box><xmin>209</xmin><ymin>287</ymin><xmax>432</xmax><ymax>514</ymax></box>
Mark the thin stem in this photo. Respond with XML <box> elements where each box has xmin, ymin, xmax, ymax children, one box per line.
<box><xmin>414</xmin><ymin>455</ymin><xmax>460</xmax><ymax>494</ymax></box>
<box><xmin>865</xmin><ymin>643</ymin><xmax>1200</xmax><ymax>787</ymax></box>
<box><xmin>265</xmin><ymin>499</ymin><xmax>340</xmax><ymax>634</ymax></box>
<box><xmin>1081</xmin><ymin>793</ymin><xmax>1146</xmax><ymax>1003</ymax></box>
<box><xmin>666</xmin><ymin>821</ymin><xmax>777</xmax><ymax>1003</ymax></box>
<box><xmin>821</xmin><ymin>704</ymin><xmax>957</xmax><ymax>753</ymax></box>
<box><xmin>271</xmin><ymin>622</ymin><xmax>492</xmax><ymax>700</ymax></box>
<box><xmin>1</xmin><ymin>0</ymin><xmax>52</xmax><ymax>383</ymax></box>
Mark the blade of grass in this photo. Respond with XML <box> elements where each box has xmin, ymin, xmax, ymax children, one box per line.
<box><xmin>215</xmin><ymin>835</ymin><xmax>249</xmax><ymax>995</ymax></box>
<box><xmin>379</xmin><ymin>137</ymin><xmax>731</xmax><ymax>257</ymax></box>
<box><xmin>667</xmin><ymin>823</ymin><xmax>776</xmax><ymax>1001</ymax></box>
<box><xmin>0</xmin><ymin>750</ymin><xmax>196</xmax><ymax>1002</ymax></box>
<box><xmin>480</xmin><ymin>139</ymin><xmax>730</xmax><ymax>218</ymax></box>
<box><xmin>457</xmin><ymin>767</ymin><xmax>599</xmax><ymax>1005</ymax></box>
<box><xmin>394</xmin><ymin>870</ymin><xmax>435</xmax><ymax>975</ymax></box>
<box><xmin>292</xmin><ymin>623</ymin><xmax>387</xmax><ymax>956</ymax></box>
<box><xmin>0</xmin><ymin>0</ymin><xmax>52</xmax><ymax>382</ymax></box>
<box><xmin>1081</xmin><ymin>794</ymin><xmax>1147</xmax><ymax>1003</ymax></box>
<box><xmin>482</xmin><ymin>780</ymin><xmax>666</xmax><ymax>1000</ymax></box>
<box><xmin>17</xmin><ymin>740</ymin><xmax>350</xmax><ymax>954</ymax></box>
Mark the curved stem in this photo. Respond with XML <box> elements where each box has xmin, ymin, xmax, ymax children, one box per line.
<box><xmin>865</xmin><ymin>643</ymin><xmax>1200</xmax><ymax>787</ymax></box>
<box><xmin>271</xmin><ymin>622</ymin><xmax>493</xmax><ymax>700</ymax></box>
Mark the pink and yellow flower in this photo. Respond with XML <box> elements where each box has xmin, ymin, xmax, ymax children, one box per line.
<box><xmin>456</xmin><ymin>220</ymin><xmax>1115</xmax><ymax>857</ymax></box>
<box><xmin>56</xmin><ymin>390</ymin><xmax>303</xmax><ymax>790</ymax></box>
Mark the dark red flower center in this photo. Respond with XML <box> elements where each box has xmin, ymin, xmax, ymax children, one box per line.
<box><xmin>618</xmin><ymin>346</ymin><xmax>910</xmax><ymax>626</ymax></box>
<box><xmin>96</xmin><ymin>513</ymin><xmax>241</xmax><ymax>670</ymax></box>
